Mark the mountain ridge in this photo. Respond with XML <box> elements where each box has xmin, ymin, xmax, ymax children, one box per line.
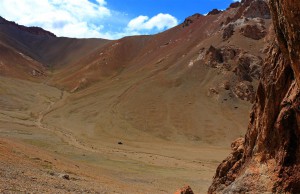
<box><xmin>0</xmin><ymin>16</ymin><xmax>56</xmax><ymax>37</ymax></box>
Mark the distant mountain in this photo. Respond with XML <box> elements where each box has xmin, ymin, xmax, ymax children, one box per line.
<box><xmin>0</xmin><ymin>16</ymin><xmax>56</xmax><ymax>37</ymax></box>
<box><xmin>0</xmin><ymin>16</ymin><xmax>109</xmax><ymax>80</ymax></box>
<box><xmin>0</xmin><ymin>0</ymin><xmax>272</xmax><ymax>145</ymax></box>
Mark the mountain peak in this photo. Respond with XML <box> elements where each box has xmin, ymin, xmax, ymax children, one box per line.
<box><xmin>207</xmin><ymin>9</ymin><xmax>223</xmax><ymax>16</ymax></box>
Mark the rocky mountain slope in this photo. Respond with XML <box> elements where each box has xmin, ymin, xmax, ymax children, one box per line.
<box><xmin>0</xmin><ymin>1</ymin><xmax>272</xmax><ymax>146</ymax></box>
<box><xmin>209</xmin><ymin>0</ymin><xmax>300</xmax><ymax>193</ymax></box>
<box><xmin>0</xmin><ymin>0</ymin><xmax>275</xmax><ymax>193</ymax></box>
<box><xmin>0</xmin><ymin>16</ymin><xmax>109</xmax><ymax>80</ymax></box>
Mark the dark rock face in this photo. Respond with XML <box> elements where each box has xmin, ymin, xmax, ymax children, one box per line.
<box><xmin>243</xmin><ymin>0</ymin><xmax>271</xmax><ymax>19</ymax></box>
<box><xmin>240</xmin><ymin>24</ymin><xmax>267</xmax><ymax>40</ymax></box>
<box><xmin>223</xmin><ymin>24</ymin><xmax>235</xmax><ymax>40</ymax></box>
<box><xmin>270</xmin><ymin>0</ymin><xmax>300</xmax><ymax>84</ymax></box>
<box><xmin>234</xmin><ymin>54</ymin><xmax>263</xmax><ymax>82</ymax></box>
<box><xmin>208</xmin><ymin>9</ymin><xmax>223</xmax><ymax>16</ymax></box>
<box><xmin>221</xmin><ymin>0</ymin><xmax>270</xmax><ymax>41</ymax></box>
<box><xmin>205</xmin><ymin>46</ymin><xmax>224</xmax><ymax>66</ymax></box>
<box><xmin>226</xmin><ymin>0</ymin><xmax>270</xmax><ymax>24</ymax></box>
<box><xmin>203</xmin><ymin>45</ymin><xmax>262</xmax><ymax>103</ymax></box>
<box><xmin>208</xmin><ymin>0</ymin><xmax>300</xmax><ymax>193</ymax></box>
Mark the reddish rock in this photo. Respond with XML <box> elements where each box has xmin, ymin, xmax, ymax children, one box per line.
<box><xmin>233</xmin><ymin>82</ymin><xmax>255</xmax><ymax>103</ymax></box>
<box><xmin>209</xmin><ymin>0</ymin><xmax>300</xmax><ymax>193</ymax></box>
<box><xmin>229</xmin><ymin>2</ymin><xmax>241</xmax><ymax>9</ymax></box>
<box><xmin>208</xmin><ymin>9</ymin><xmax>223</xmax><ymax>16</ymax></box>
<box><xmin>205</xmin><ymin>46</ymin><xmax>223</xmax><ymax>68</ymax></box>
<box><xmin>182</xmin><ymin>14</ymin><xmax>202</xmax><ymax>28</ymax></box>
<box><xmin>223</xmin><ymin>24</ymin><xmax>235</xmax><ymax>40</ymax></box>
<box><xmin>221</xmin><ymin>47</ymin><xmax>239</xmax><ymax>61</ymax></box>
<box><xmin>243</xmin><ymin>0</ymin><xmax>271</xmax><ymax>19</ymax></box>
<box><xmin>240</xmin><ymin>24</ymin><xmax>267</xmax><ymax>40</ymax></box>
<box><xmin>209</xmin><ymin>138</ymin><xmax>245</xmax><ymax>192</ymax></box>
<box><xmin>174</xmin><ymin>185</ymin><xmax>194</xmax><ymax>194</ymax></box>
<box><xmin>234</xmin><ymin>54</ymin><xmax>262</xmax><ymax>82</ymax></box>
<box><xmin>227</xmin><ymin>0</ymin><xmax>270</xmax><ymax>24</ymax></box>
<box><xmin>205</xmin><ymin>46</ymin><xmax>240</xmax><ymax>66</ymax></box>
<box><xmin>203</xmin><ymin>45</ymin><xmax>263</xmax><ymax>103</ymax></box>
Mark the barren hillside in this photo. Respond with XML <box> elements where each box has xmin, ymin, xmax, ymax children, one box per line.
<box><xmin>0</xmin><ymin>1</ymin><xmax>273</xmax><ymax>193</ymax></box>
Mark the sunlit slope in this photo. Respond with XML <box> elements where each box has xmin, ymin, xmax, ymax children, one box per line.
<box><xmin>46</xmin><ymin>2</ymin><xmax>270</xmax><ymax>146</ymax></box>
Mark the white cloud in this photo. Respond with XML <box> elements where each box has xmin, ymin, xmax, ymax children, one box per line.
<box><xmin>127</xmin><ymin>13</ymin><xmax>178</xmax><ymax>32</ymax></box>
<box><xmin>0</xmin><ymin>0</ymin><xmax>178</xmax><ymax>39</ymax></box>
<box><xmin>95</xmin><ymin>0</ymin><xmax>107</xmax><ymax>5</ymax></box>
<box><xmin>0</xmin><ymin>0</ymin><xmax>111</xmax><ymax>38</ymax></box>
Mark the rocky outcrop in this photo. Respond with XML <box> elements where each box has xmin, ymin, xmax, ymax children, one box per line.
<box><xmin>203</xmin><ymin>45</ymin><xmax>262</xmax><ymax>102</ymax></box>
<box><xmin>221</xmin><ymin>0</ymin><xmax>270</xmax><ymax>43</ymax></box>
<box><xmin>205</xmin><ymin>46</ymin><xmax>224</xmax><ymax>67</ymax></box>
<box><xmin>182</xmin><ymin>14</ymin><xmax>202</xmax><ymax>28</ymax></box>
<box><xmin>224</xmin><ymin>0</ymin><xmax>270</xmax><ymax>27</ymax></box>
<box><xmin>242</xmin><ymin>0</ymin><xmax>271</xmax><ymax>19</ymax></box>
<box><xmin>208</xmin><ymin>9</ymin><xmax>223</xmax><ymax>16</ymax></box>
<box><xmin>234</xmin><ymin>54</ymin><xmax>263</xmax><ymax>82</ymax></box>
<box><xmin>240</xmin><ymin>24</ymin><xmax>267</xmax><ymax>40</ymax></box>
<box><xmin>174</xmin><ymin>185</ymin><xmax>194</xmax><ymax>194</ymax></box>
<box><xmin>209</xmin><ymin>138</ymin><xmax>244</xmax><ymax>192</ymax></box>
<box><xmin>229</xmin><ymin>2</ymin><xmax>241</xmax><ymax>9</ymax></box>
<box><xmin>209</xmin><ymin>0</ymin><xmax>300</xmax><ymax>193</ymax></box>
<box><xmin>222</xmin><ymin>24</ymin><xmax>235</xmax><ymax>40</ymax></box>
<box><xmin>233</xmin><ymin>82</ymin><xmax>255</xmax><ymax>103</ymax></box>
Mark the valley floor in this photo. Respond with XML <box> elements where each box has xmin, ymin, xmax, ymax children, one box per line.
<box><xmin>0</xmin><ymin>76</ymin><xmax>239</xmax><ymax>193</ymax></box>
<box><xmin>0</xmin><ymin>135</ymin><xmax>229</xmax><ymax>193</ymax></box>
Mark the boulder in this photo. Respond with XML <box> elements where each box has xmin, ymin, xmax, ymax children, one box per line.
<box><xmin>174</xmin><ymin>185</ymin><xmax>194</xmax><ymax>194</ymax></box>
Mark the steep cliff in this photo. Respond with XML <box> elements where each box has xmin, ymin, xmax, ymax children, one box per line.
<box><xmin>209</xmin><ymin>0</ymin><xmax>300</xmax><ymax>193</ymax></box>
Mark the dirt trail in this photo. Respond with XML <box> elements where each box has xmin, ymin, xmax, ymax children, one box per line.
<box><xmin>34</xmin><ymin>90</ymin><xmax>98</xmax><ymax>153</ymax></box>
<box><xmin>33</xmin><ymin>89</ymin><xmax>198</xmax><ymax>167</ymax></box>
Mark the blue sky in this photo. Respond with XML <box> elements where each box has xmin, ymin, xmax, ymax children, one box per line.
<box><xmin>102</xmin><ymin>0</ymin><xmax>236</xmax><ymax>21</ymax></box>
<box><xmin>0</xmin><ymin>0</ymin><xmax>239</xmax><ymax>39</ymax></box>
